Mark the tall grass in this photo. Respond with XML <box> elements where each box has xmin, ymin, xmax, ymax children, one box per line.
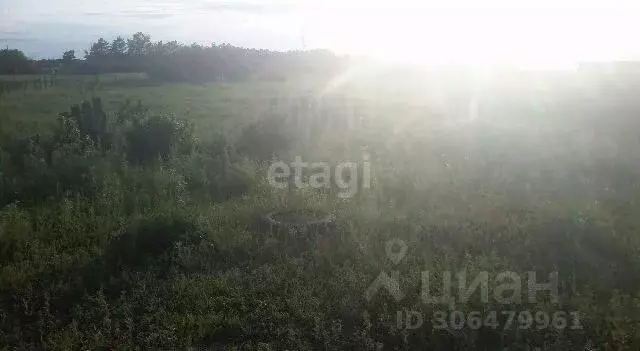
<box><xmin>0</xmin><ymin>72</ymin><xmax>639</xmax><ymax>349</ymax></box>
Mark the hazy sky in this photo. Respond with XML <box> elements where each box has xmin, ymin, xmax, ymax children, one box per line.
<box><xmin>2</xmin><ymin>0</ymin><xmax>640</xmax><ymax>65</ymax></box>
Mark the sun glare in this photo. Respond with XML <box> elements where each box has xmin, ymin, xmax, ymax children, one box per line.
<box><xmin>298</xmin><ymin>0</ymin><xmax>640</xmax><ymax>70</ymax></box>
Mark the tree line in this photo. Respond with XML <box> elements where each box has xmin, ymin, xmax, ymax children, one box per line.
<box><xmin>1</xmin><ymin>32</ymin><xmax>346</xmax><ymax>82</ymax></box>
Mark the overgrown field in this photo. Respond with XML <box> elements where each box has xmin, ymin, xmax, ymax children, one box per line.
<box><xmin>0</xmin><ymin>72</ymin><xmax>639</xmax><ymax>350</ymax></box>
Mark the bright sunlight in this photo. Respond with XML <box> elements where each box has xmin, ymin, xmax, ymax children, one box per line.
<box><xmin>297</xmin><ymin>0</ymin><xmax>640</xmax><ymax>69</ymax></box>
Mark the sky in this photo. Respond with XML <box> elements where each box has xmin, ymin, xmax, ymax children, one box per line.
<box><xmin>2</xmin><ymin>0</ymin><xmax>640</xmax><ymax>66</ymax></box>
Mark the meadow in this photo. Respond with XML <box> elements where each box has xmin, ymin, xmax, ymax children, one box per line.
<box><xmin>0</xmin><ymin>69</ymin><xmax>639</xmax><ymax>350</ymax></box>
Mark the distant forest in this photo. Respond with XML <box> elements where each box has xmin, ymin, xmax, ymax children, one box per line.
<box><xmin>0</xmin><ymin>32</ymin><xmax>347</xmax><ymax>82</ymax></box>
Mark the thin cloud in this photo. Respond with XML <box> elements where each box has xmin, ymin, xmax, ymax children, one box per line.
<box><xmin>118</xmin><ymin>11</ymin><xmax>176</xmax><ymax>19</ymax></box>
<box><xmin>83</xmin><ymin>10</ymin><xmax>177</xmax><ymax>20</ymax></box>
<box><xmin>0</xmin><ymin>30</ymin><xmax>25</xmax><ymax>35</ymax></box>
<box><xmin>197</xmin><ymin>1</ymin><xmax>298</xmax><ymax>14</ymax></box>
<box><xmin>0</xmin><ymin>37</ymin><xmax>35</xmax><ymax>42</ymax></box>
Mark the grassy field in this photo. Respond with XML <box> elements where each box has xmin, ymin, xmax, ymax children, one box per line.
<box><xmin>0</xmin><ymin>71</ymin><xmax>639</xmax><ymax>350</ymax></box>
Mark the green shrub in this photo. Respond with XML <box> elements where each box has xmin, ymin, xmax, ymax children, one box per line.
<box><xmin>103</xmin><ymin>214</ymin><xmax>204</xmax><ymax>275</ymax></box>
<box><xmin>0</xmin><ymin>118</ymin><xmax>99</xmax><ymax>206</ymax></box>
<box><xmin>114</xmin><ymin>98</ymin><xmax>148</xmax><ymax>124</ymax></box>
<box><xmin>173</xmin><ymin>148</ymin><xmax>256</xmax><ymax>202</ymax></box>
<box><xmin>236</xmin><ymin>115</ymin><xmax>293</xmax><ymax>161</ymax></box>
<box><xmin>124</xmin><ymin>114</ymin><xmax>194</xmax><ymax>165</ymax></box>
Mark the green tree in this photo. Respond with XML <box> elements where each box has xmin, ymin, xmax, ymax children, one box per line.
<box><xmin>164</xmin><ymin>41</ymin><xmax>180</xmax><ymax>55</ymax></box>
<box><xmin>85</xmin><ymin>38</ymin><xmax>110</xmax><ymax>59</ymax></box>
<box><xmin>62</xmin><ymin>50</ymin><xmax>76</xmax><ymax>62</ymax></box>
<box><xmin>110</xmin><ymin>36</ymin><xmax>127</xmax><ymax>56</ymax></box>
<box><xmin>0</xmin><ymin>48</ymin><xmax>33</xmax><ymax>74</ymax></box>
<box><xmin>127</xmin><ymin>32</ymin><xmax>152</xmax><ymax>56</ymax></box>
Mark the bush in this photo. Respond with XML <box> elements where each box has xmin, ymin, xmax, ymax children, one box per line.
<box><xmin>105</xmin><ymin>215</ymin><xmax>203</xmax><ymax>271</ymax></box>
<box><xmin>173</xmin><ymin>136</ymin><xmax>257</xmax><ymax>201</ymax></box>
<box><xmin>0</xmin><ymin>48</ymin><xmax>34</xmax><ymax>74</ymax></box>
<box><xmin>236</xmin><ymin>115</ymin><xmax>293</xmax><ymax>161</ymax></box>
<box><xmin>0</xmin><ymin>98</ymin><xmax>243</xmax><ymax>208</ymax></box>
<box><xmin>0</xmin><ymin>99</ymin><xmax>259</xmax><ymax>348</ymax></box>
<box><xmin>0</xmin><ymin>117</ymin><xmax>99</xmax><ymax>206</ymax></box>
<box><xmin>124</xmin><ymin>114</ymin><xmax>194</xmax><ymax>165</ymax></box>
